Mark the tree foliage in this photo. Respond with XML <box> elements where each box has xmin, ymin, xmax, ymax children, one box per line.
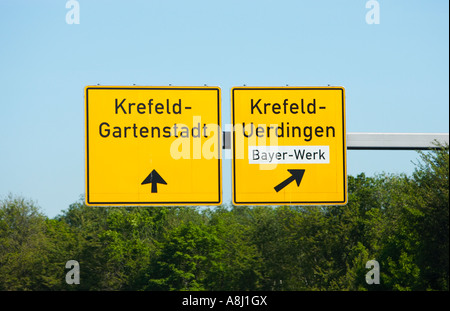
<box><xmin>0</xmin><ymin>146</ymin><xmax>448</xmax><ymax>290</ymax></box>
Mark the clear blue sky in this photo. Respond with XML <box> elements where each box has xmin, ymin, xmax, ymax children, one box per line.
<box><xmin>0</xmin><ymin>0</ymin><xmax>448</xmax><ymax>218</ymax></box>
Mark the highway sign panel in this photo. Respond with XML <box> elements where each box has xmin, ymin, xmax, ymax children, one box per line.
<box><xmin>85</xmin><ymin>86</ymin><xmax>222</xmax><ymax>206</ymax></box>
<box><xmin>231</xmin><ymin>87</ymin><xmax>347</xmax><ymax>205</ymax></box>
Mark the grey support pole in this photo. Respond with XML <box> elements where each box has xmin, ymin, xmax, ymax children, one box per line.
<box><xmin>222</xmin><ymin>132</ymin><xmax>449</xmax><ymax>151</ymax></box>
<box><xmin>346</xmin><ymin>133</ymin><xmax>449</xmax><ymax>150</ymax></box>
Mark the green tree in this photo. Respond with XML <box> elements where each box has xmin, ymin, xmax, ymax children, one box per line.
<box><xmin>145</xmin><ymin>222</ymin><xmax>224</xmax><ymax>291</ymax></box>
<box><xmin>379</xmin><ymin>144</ymin><xmax>449</xmax><ymax>290</ymax></box>
<box><xmin>0</xmin><ymin>195</ymin><xmax>49</xmax><ymax>290</ymax></box>
<box><xmin>98</xmin><ymin>206</ymin><xmax>168</xmax><ymax>290</ymax></box>
<box><xmin>42</xmin><ymin>218</ymin><xmax>82</xmax><ymax>290</ymax></box>
<box><xmin>412</xmin><ymin>145</ymin><xmax>449</xmax><ymax>290</ymax></box>
<box><xmin>56</xmin><ymin>199</ymin><xmax>109</xmax><ymax>290</ymax></box>
<box><xmin>208</xmin><ymin>205</ymin><xmax>264</xmax><ymax>290</ymax></box>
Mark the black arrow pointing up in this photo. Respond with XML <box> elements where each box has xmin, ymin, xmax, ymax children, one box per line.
<box><xmin>141</xmin><ymin>169</ymin><xmax>167</xmax><ymax>193</ymax></box>
<box><xmin>274</xmin><ymin>169</ymin><xmax>305</xmax><ymax>192</ymax></box>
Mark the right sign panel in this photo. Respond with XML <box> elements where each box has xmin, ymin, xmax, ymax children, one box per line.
<box><xmin>231</xmin><ymin>87</ymin><xmax>347</xmax><ymax>205</ymax></box>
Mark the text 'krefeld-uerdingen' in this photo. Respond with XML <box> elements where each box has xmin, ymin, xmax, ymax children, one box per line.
<box><xmin>239</xmin><ymin>98</ymin><xmax>335</xmax><ymax>142</ymax></box>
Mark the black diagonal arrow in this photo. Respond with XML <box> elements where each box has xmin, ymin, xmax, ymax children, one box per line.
<box><xmin>274</xmin><ymin>169</ymin><xmax>305</xmax><ymax>192</ymax></box>
<box><xmin>141</xmin><ymin>169</ymin><xmax>167</xmax><ymax>193</ymax></box>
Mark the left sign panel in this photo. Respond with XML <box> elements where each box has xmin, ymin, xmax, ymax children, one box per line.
<box><xmin>85</xmin><ymin>86</ymin><xmax>222</xmax><ymax>206</ymax></box>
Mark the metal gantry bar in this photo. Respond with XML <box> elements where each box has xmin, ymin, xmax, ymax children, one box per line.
<box><xmin>222</xmin><ymin>132</ymin><xmax>449</xmax><ymax>150</ymax></box>
<box><xmin>346</xmin><ymin>133</ymin><xmax>449</xmax><ymax>150</ymax></box>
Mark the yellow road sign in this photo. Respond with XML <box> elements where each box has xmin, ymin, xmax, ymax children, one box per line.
<box><xmin>85</xmin><ymin>86</ymin><xmax>222</xmax><ymax>206</ymax></box>
<box><xmin>231</xmin><ymin>87</ymin><xmax>347</xmax><ymax>205</ymax></box>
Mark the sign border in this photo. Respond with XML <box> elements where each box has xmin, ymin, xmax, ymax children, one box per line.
<box><xmin>85</xmin><ymin>86</ymin><xmax>222</xmax><ymax>206</ymax></box>
<box><xmin>231</xmin><ymin>86</ymin><xmax>347</xmax><ymax>205</ymax></box>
